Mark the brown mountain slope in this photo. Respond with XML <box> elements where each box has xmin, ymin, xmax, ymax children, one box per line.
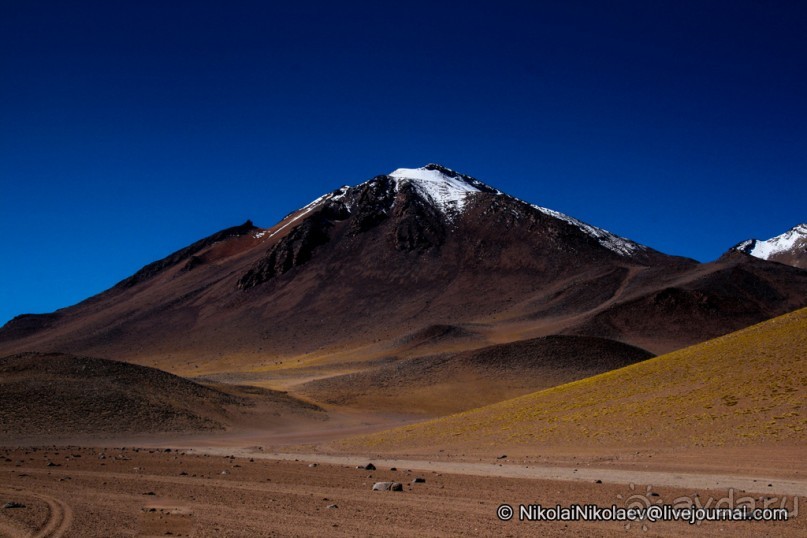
<box><xmin>338</xmin><ymin>306</ymin><xmax>807</xmax><ymax>454</ymax></box>
<box><xmin>0</xmin><ymin>165</ymin><xmax>805</xmax><ymax>373</ymax></box>
<box><xmin>0</xmin><ymin>352</ymin><xmax>323</xmax><ymax>441</ymax></box>
<box><xmin>564</xmin><ymin>250</ymin><xmax>807</xmax><ymax>351</ymax></box>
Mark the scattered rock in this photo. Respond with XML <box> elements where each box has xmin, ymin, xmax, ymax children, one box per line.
<box><xmin>372</xmin><ymin>481</ymin><xmax>403</xmax><ymax>492</ymax></box>
<box><xmin>357</xmin><ymin>463</ymin><xmax>376</xmax><ymax>471</ymax></box>
<box><xmin>390</xmin><ymin>467</ymin><xmax>397</xmax><ymax>471</ymax></box>
<box><xmin>309</xmin><ymin>463</ymin><xmax>318</xmax><ymax>468</ymax></box>
<box><xmin>595</xmin><ymin>480</ymin><xmax>602</xmax><ymax>484</ymax></box>
<box><xmin>412</xmin><ymin>477</ymin><xmax>426</xmax><ymax>484</ymax></box>
<box><xmin>649</xmin><ymin>492</ymin><xmax>660</xmax><ymax>497</ymax></box>
<box><xmin>496</xmin><ymin>455</ymin><xmax>507</xmax><ymax>459</ymax></box>
<box><xmin>327</xmin><ymin>504</ymin><xmax>338</xmax><ymax>509</ymax></box>
<box><xmin>46</xmin><ymin>462</ymin><xmax>61</xmax><ymax>467</ymax></box>
<box><xmin>143</xmin><ymin>491</ymin><xmax>156</xmax><ymax>496</ymax></box>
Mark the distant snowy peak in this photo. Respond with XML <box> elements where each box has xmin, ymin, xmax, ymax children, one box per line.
<box><xmin>734</xmin><ymin>224</ymin><xmax>807</xmax><ymax>265</ymax></box>
<box><xmin>388</xmin><ymin>164</ymin><xmax>500</xmax><ymax>214</ymax></box>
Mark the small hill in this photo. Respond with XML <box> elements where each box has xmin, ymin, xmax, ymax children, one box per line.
<box><xmin>0</xmin><ymin>352</ymin><xmax>322</xmax><ymax>439</ymax></box>
<box><xmin>299</xmin><ymin>336</ymin><xmax>653</xmax><ymax>415</ymax></box>
<box><xmin>340</xmin><ymin>307</ymin><xmax>807</xmax><ymax>453</ymax></box>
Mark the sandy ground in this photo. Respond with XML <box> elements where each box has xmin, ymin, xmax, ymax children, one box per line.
<box><xmin>0</xmin><ymin>446</ymin><xmax>803</xmax><ymax>537</ymax></box>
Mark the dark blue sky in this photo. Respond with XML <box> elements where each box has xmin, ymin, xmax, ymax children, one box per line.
<box><xmin>1</xmin><ymin>1</ymin><xmax>805</xmax><ymax>324</ymax></box>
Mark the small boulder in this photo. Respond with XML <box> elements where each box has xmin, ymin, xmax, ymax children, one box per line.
<box><xmin>372</xmin><ymin>481</ymin><xmax>403</xmax><ymax>492</ymax></box>
<box><xmin>412</xmin><ymin>477</ymin><xmax>426</xmax><ymax>484</ymax></box>
<box><xmin>3</xmin><ymin>502</ymin><xmax>25</xmax><ymax>509</ymax></box>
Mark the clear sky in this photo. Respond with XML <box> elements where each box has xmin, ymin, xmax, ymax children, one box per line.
<box><xmin>1</xmin><ymin>1</ymin><xmax>805</xmax><ymax>325</ymax></box>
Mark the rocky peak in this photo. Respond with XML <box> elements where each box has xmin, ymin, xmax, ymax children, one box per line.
<box><xmin>733</xmin><ymin>223</ymin><xmax>807</xmax><ymax>269</ymax></box>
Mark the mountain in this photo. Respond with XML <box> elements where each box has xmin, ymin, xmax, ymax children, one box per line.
<box><xmin>732</xmin><ymin>223</ymin><xmax>807</xmax><ymax>269</ymax></box>
<box><xmin>1</xmin><ymin>164</ymin><xmax>805</xmax><ymax>380</ymax></box>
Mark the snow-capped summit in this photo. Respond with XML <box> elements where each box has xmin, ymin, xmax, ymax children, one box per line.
<box><xmin>733</xmin><ymin>224</ymin><xmax>807</xmax><ymax>269</ymax></box>
<box><xmin>257</xmin><ymin>164</ymin><xmax>648</xmax><ymax>259</ymax></box>
<box><xmin>388</xmin><ymin>164</ymin><xmax>500</xmax><ymax>215</ymax></box>
<box><xmin>384</xmin><ymin>164</ymin><xmax>645</xmax><ymax>256</ymax></box>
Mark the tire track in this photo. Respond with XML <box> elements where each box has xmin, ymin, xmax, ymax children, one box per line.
<box><xmin>31</xmin><ymin>491</ymin><xmax>72</xmax><ymax>538</ymax></box>
<box><xmin>0</xmin><ymin>487</ymin><xmax>73</xmax><ymax>538</ymax></box>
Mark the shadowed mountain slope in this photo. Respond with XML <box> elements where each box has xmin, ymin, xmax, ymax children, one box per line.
<box><xmin>299</xmin><ymin>336</ymin><xmax>653</xmax><ymax>415</ymax></box>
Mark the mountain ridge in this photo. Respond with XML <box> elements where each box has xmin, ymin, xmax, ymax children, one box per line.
<box><xmin>1</xmin><ymin>165</ymin><xmax>805</xmax><ymax>372</ymax></box>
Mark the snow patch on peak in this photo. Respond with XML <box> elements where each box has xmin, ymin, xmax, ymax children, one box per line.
<box><xmin>736</xmin><ymin>223</ymin><xmax>807</xmax><ymax>260</ymax></box>
<box><xmin>531</xmin><ymin>204</ymin><xmax>645</xmax><ymax>257</ymax></box>
<box><xmin>389</xmin><ymin>167</ymin><xmax>480</xmax><ymax>213</ymax></box>
<box><xmin>389</xmin><ymin>166</ymin><xmax>487</xmax><ymax>215</ymax></box>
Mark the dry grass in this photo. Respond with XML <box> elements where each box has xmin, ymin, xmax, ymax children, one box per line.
<box><xmin>340</xmin><ymin>307</ymin><xmax>807</xmax><ymax>452</ymax></box>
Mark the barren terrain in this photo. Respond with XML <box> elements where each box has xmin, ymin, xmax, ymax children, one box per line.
<box><xmin>1</xmin><ymin>309</ymin><xmax>805</xmax><ymax>535</ymax></box>
<box><xmin>1</xmin><ymin>447</ymin><xmax>804</xmax><ymax>537</ymax></box>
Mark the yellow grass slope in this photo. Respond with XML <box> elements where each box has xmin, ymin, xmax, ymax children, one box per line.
<box><xmin>341</xmin><ymin>307</ymin><xmax>807</xmax><ymax>452</ymax></box>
